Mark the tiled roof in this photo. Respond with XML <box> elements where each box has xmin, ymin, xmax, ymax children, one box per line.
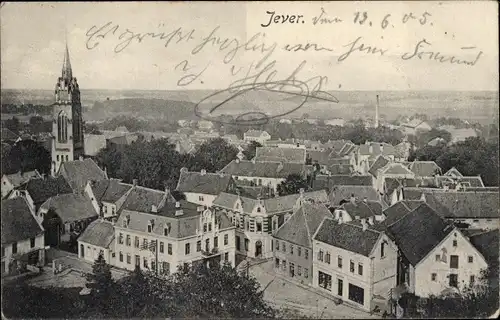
<box><xmin>307</xmin><ymin>150</ymin><xmax>331</xmax><ymax>164</ymax></box>
<box><xmin>255</xmin><ymin>147</ymin><xmax>306</xmax><ymax>163</ymax></box>
<box><xmin>176</xmin><ymin>171</ymin><xmax>234</xmax><ymax>195</ymax></box>
<box><xmin>380</xmin><ymin>163</ymin><xmax>415</xmax><ymax>176</ymax></box>
<box><xmin>408</xmin><ymin>161</ymin><xmax>442</xmax><ymax>177</ymax></box>
<box><xmin>327</xmin><ymin>164</ymin><xmax>354</xmax><ymax>175</ymax></box>
<box><xmin>40</xmin><ymin>193</ymin><xmax>98</xmax><ymax>223</ymax></box>
<box><xmin>314</xmin><ymin>219</ymin><xmax>381</xmax><ymax>257</ymax></box>
<box><xmin>383</xmin><ymin>178</ymin><xmax>402</xmax><ymax>196</ymax></box>
<box><xmin>121</xmin><ymin>186</ymin><xmax>173</xmax><ymax>213</ymax></box>
<box><xmin>341</xmin><ymin>200</ymin><xmax>383</xmax><ymax>219</ymax></box>
<box><xmin>59</xmin><ymin>158</ymin><xmax>107</xmax><ymax>193</ymax></box>
<box><xmin>220</xmin><ymin>160</ymin><xmax>305</xmax><ymax>179</ymax></box>
<box><xmin>424</xmin><ymin>191</ymin><xmax>500</xmax><ymax>219</ymax></box>
<box><xmin>1</xmin><ymin>197</ymin><xmax>43</xmax><ymax>245</ymax></box>
<box><xmin>313</xmin><ymin>175</ymin><xmax>373</xmax><ymax>192</ymax></box>
<box><xmin>20</xmin><ymin>176</ymin><xmax>73</xmax><ymax>205</ymax></box>
<box><xmin>338</xmin><ymin>143</ymin><xmax>357</xmax><ymax>156</ymax></box>
<box><xmin>78</xmin><ymin>219</ymin><xmax>115</xmax><ymax>248</ymax></box>
<box><xmin>444</xmin><ymin>167</ymin><xmax>463</xmax><ymax>178</ymax></box>
<box><xmin>3</xmin><ymin>170</ymin><xmax>42</xmax><ymax>188</ymax></box>
<box><xmin>91</xmin><ymin>179</ymin><xmax>132</xmax><ymax>203</ymax></box>
<box><xmin>117</xmin><ymin>201</ymin><xmax>233</xmax><ymax>239</ymax></box>
<box><xmin>469</xmin><ymin>230</ymin><xmax>499</xmax><ymax>266</ymax></box>
<box><xmin>388</xmin><ymin>203</ymin><xmax>454</xmax><ymax>265</ymax></box>
<box><xmin>331</xmin><ymin>185</ymin><xmax>380</xmax><ymax>205</ymax></box>
<box><xmin>464</xmin><ymin>186</ymin><xmax>499</xmax><ymax>192</ymax></box>
<box><xmin>327</xmin><ymin>158</ymin><xmax>351</xmax><ymax>166</ymax></box>
<box><xmin>436</xmin><ymin>176</ymin><xmax>485</xmax><ymax>188</ymax></box>
<box><xmin>358</xmin><ymin>142</ymin><xmax>396</xmax><ymax>157</ymax></box>
<box><xmin>382</xmin><ymin>201</ymin><xmax>424</xmax><ymax>226</ymax></box>
<box><xmin>369</xmin><ymin>156</ymin><xmax>390</xmax><ymax>178</ymax></box>
<box><xmin>84</xmin><ymin>134</ymin><xmax>107</xmax><ymax>156</ymax></box>
<box><xmin>274</xmin><ymin>202</ymin><xmax>332</xmax><ymax>248</ymax></box>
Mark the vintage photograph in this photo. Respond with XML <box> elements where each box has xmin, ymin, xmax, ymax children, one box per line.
<box><xmin>1</xmin><ymin>1</ymin><xmax>498</xmax><ymax>319</ymax></box>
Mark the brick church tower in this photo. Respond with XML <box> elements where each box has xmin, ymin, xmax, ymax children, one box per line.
<box><xmin>51</xmin><ymin>44</ymin><xmax>84</xmax><ymax>176</ymax></box>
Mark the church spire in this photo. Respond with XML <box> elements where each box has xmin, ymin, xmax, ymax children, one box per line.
<box><xmin>61</xmin><ymin>43</ymin><xmax>72</xmax><ymax>82</ymax></box>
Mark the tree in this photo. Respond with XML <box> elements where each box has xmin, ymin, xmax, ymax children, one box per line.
<box><xmin>188</xmin><ymin>138</ymin><xmax>238</xmax><ymax>172</ymax></box>
<box><xmin>1</xmin><ymin>139</ymin><xmax>51</xmax><ymax>175</ymax></box>
<box><xmin>96</xmin><ymin>144</ymin><xmax>122</xmax><ymax>178</ymax></box>
<box><xmin>242</xmin><ymin>141</ymin><xmax>262</xmax><ymax>160</ymax></box>
<box><xmin>277</xmin><ymin>174</ymin><xmax>309</xmax><ymax>196</ymax></box>
<box><xmin>86</xmin><ymin>252</ymin><xmax>115</xmax><ymax>315</ymax></box>
<box><xmin>4</xmin><ymin>116</ymin><xmax>21</xmax><ymax>133</ymax></box>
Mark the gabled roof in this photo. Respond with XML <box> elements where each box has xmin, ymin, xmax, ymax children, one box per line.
<box><xmin>338</xmin><ymin>143</ymin><xmax>357</xmax><ymax>156</ymax></box>
<box><xmin>220</xmin><ymin>160</ymin><xmax>305</xmax><ymax>179</ymax></box>
<box><xmin>444</xmin><ymin>167</ymin><xmax>463</xmax><ymax>178</ymax></box>
<box><xmin>388</xmin><ymin>203</ymin><xmax>454</xmax><ymax>266</ymax></box>
<box><xmin>380</xmin><ymin>163</ymin><xmax>415</xmax><ymax>176</ymax></box>
<box><xmin>369</xmin><ymin>156</ymin><xmax>390</xmax><ymax>178</ymax></box>
<box><xmin>176</xmin><ymin>170</ymin><xmax>234</xmax><ymax>195</ymax></box>
<box><xmin>255</xmin><ymin>147</ymin><xmax>306</xmax><ymax>163</ymax></box>
<box><xmin>90</xmin><ymin>179</ymin><xmax>133</xmax><ymax>204</ymax></box>
<box><xmin>341</xmin><ymin>200</ymin><xmax>383</xmax><ymax>219</ymax></box>
<box><xmin>1</xmin><ymin>197</ymin><xmax>43</xmax><ymax>245</ymax></box>
<box><xmin>331</xmin><ymin>185</ymin><xmax>380</xmax><ymax>206</ymax></box>
<box><xmin>314</xmin><ymin>219</ymin><xmax>381</xmax><ymax>257</ymax></box>
<box><xmin>19</xmin><ymin>176</ymin><xmax>73</xmax><ymax>205</ymax></box>
<box><xmin>402</xmin><ymin>119</ymin><xmax>427</xmax><ymax>129</ymax></box>
<box><xmin>358</xmin><ymin>142</ymin><xmax>396</xmax><ymax>157</ymax></box>
<box><xmin>3</xmin><ymin>170</ymin><xmax>42</xmax><ymax>188</ymax></box>
<box><xmin>78</xmin><ymin>219</ymin><xmax>115</xmax><ymax>248</ymax></box>
<box><xmin>274</xmin><ymin>202</ymin><xmax>332</xmax><ymax>248</ymax></box>
<box><xmin>382</xmin><ymin>200</ymin><xmax>424</xmax><ymax>226</ymax></box>
<box><xmin>244</xmin><ymin>130</ymin><xmax>269</xmax><ymax>138</ymax></box>
<box><xmin>436</xmin><ymin>176</ymin><xmax>485</xmax><ymax>188</ymax></box>
<box><xmin>408</xmin><ymin>161</ymin><xmax>442</xmax><ymax>177</ymax></box>
<box><xmin>59</xmin><ymin>158</ymin><xmax>107</xmax><ymax>193</ymax></box>
<box><xmin>469</xmin><ymin>230</ymin><xmax>499</xmax><ymax>266</ymax></box>
<box><xmin>40</xmin><ymin>193</ymin><xmax>98</xmax><ymax>223</ymax></box>
<box><xmin>121</xmin><ymin>186</ymin><xmax>174</xmax><ymax>213</ymax></box>
<box><xmin>425</xmin><ymin>191</ymin><xmax>500</xmax><ymax>219</ymax></box>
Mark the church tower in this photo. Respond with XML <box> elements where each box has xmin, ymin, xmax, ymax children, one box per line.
<box><xmin>51</xmin><ymin>44</ymin><xmax>84</xmax><ymax>176</ymax></box>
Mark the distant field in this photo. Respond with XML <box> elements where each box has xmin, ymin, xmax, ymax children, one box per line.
<box><xmin>1</xmin><ymin>89</ymin><xmax>498</xmax><ymax>124</ymax></box>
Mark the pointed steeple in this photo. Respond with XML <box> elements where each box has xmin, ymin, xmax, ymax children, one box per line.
<box><xmin>61</xmin><ymin>43</ymin><xmax>72</xmax><ymax>82</ymax></box>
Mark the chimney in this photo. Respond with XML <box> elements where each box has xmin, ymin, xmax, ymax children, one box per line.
<box><xmin>251</xmin><ymin>158</ymin><xmax>256</xmax><ymax>164</ymax></box>
<box><xmin>350</xmin><ymin>194</ymin><xmax>356</xmax><ymax>204</ymax></box>
<box><xmin>361</xmin><ymin>219</ymin><xmax>367</xmax><ymax>231</ymax></box>
<box><xmin>133</xmin><ymin>179</ymin><xmax>138</xmax><ymax>186</ymax></box>
<box><xmin>175</xmin><ymin>209</ymin><xmax>184</xmax><ymax>216</ymax></box>
<box><xmin>165</xmin><ymin>186</ymin><xmax>170</xmax><ymax>195</ymax></box>
<box><xmin>111</xmin><ymin>217</ymin><xmax>117</xmax><ymax>226</ymax></box>
<box><xmin>151</xmin><ymin>204</ymin><xmax>158</xmax><ymax>213</ymax></box>
<box><xmin>375</xmin><ymin>95</ymin><xmax>380</xmax><ymax>128</ymax></box>
<box><xmin>175</xmin><ymin>201</ymin><xmax>181</xmax><ymax>208</ymax></box>
<box><xmin>380</xmin><ymin>144</ymin><xmax>384</xmax><ymax>153</ymax></box>
<box><xmin>299</xmin><ymin>188</ymin><xmax>305</xmax><ymax>196</ymax></box>
<box><xmin>79</xmin><ymin>155</ymin><xmax>84</xmax><ymax>161</ymax></box>
<box><xmin>363</xmin><ymin>197</ymin><xmax>367</xmax><ymax>203</ymax></box>
<box><xmin>368</xmin><ymin>217</ymin><xmax>374</xmax><ymax>225</ymax></box>
<box><xmin>235</xmin><ymin>158</ymin><xmax>240</xmax><ymax>164</ymax></box>
<box><xmin>201</xmin><ymin>169</ymin><xmax>206</xmax><ymax>176</ymax></box>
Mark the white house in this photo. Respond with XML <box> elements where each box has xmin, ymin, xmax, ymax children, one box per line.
<box><xmin>387</xmin><ymin>203</ymin><xmax>488</xmax><ymax>298</ymax></box>
<box><xmin>312</xmin><ymin>218</ymin><xmax>398</xmax><ymax>312</ymax></box>
<box><xmin>2</xmin><ymin>197</ymin><xmax>46</xmax><ymax>275</ymax></box>
<box><xmin>78</xmin><ymin>218</ymin><xmax>116</xmax><ymax>264</ymax></box>
<box><xmin>85</xmin><ymin>178</ymin><xmax>133</xmax><ymax>219</ymax></box>
<box><xmin>175</xmin><ymin>168</ymin><xmax>237</xmax><ymax>207</ymax></box>
<box><xmin>243</xmin><ymin>130</ymin><xmax>271</xmax><ymax>144</ymax></box>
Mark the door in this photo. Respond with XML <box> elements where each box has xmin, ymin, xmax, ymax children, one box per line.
<box><xmin>80</xmin><ymin>244</ymin><xmax>85</xmax><ymax>258</ymax></box>
<box><xmin>449</xmin><ymin>274</ymin><xmax>458</xmax><ymax>287</ymax></box>
<box><xmin>255</xmin><ymin>241</ymin><xmax>262</xmax><ymax>258</ymax></box>
<box><xmin>338</xmin><ymin>279</ymin><xmax>343</xmax><ymax>297</ymax></box>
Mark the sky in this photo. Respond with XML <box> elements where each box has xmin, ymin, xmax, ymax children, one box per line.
<box><xmin>1</xmin><ymin>1</ymin><xmax>498</xmax><ymax>91</ymax></box>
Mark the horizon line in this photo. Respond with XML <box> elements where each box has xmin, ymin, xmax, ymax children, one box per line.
<box><xmin>1</xmin><ymin>88</ymin><xmax>499</xmax><ymax>92</ymax></box>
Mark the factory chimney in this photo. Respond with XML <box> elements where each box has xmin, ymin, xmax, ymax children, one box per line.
<box><xmin>375</xmin><ymin>94</ymin><xmax>380</xmax><ymax>128</ymax></box>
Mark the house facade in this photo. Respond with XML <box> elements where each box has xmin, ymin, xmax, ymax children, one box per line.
<box><xmin>243</xmin><ymin>130</ymin><xmax>271</xmax><ymax>144</ymax></box>
<box><xmin>78</xmin><ymin>219</ymin><xmax>115</xmax><ymax>264</ymax></box>
<box><xmin>312</xmin><ymin>219</ymin><xmax>398</xmax><ymax>312</ymax></box>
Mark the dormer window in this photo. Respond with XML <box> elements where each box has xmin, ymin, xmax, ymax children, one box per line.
<box><xmin>164</xmin><ymin>223</ymin><xmax>171</xmax><ymax>236</ymax></box>
<box><xmin>122</xmin><ymin>215</ymin><xmax>130</xmax><ymax>228</ymax></box>
<box><xmin>148</xmin><ymin>219</ymin><xmax>154</xmax><ymax>233</ymax></box>
<box><xmin>257</xmin><ymin>207</ymin><xmax>261</xmax><ymax>213</ymax></box>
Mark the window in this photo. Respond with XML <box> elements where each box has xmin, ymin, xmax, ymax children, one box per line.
<box><xmin>338</xmin><ymin>278</ymin><xmax>344</xmax><ymax>297</ymax></box>
<box><xmin>256</xmin><ymin>222</ymin><xmax>262</xmax><ymax>232</ymax></box>
<box><xmin>203</xmin><ymin>223</ymin><xmax>207</xmax><ymax>232</ymax></box>
<box><xmin>318</xmin><ymin>271</ymin><xmax>332</xmax><ymax>291</ymax></box>
<box><xmin>298</xmin><ymin>266</ymin><xmax>302</xmax><ymax>276</ymax></box>
<box><xmin>30</xmin><ymin>238</ymin><xmax>35</xmax><ymax>248</ymax></box>
<box><xmin>282</xmin><ymin>242</ymin><xmax>286</xmax><ymax>252</ymax></box>
<box><xmin>168</xmin><ymin>243</ymin><xmax>172</xmax><ymax>255</ymax></box>
<box><xmin>450</xmin><ymin>255</ymin><xmax>459</xmax><ymax>269</ymax></box>
<box><xmin>12</xmin><ymin>242</ymin><xmax>18</xmax><ymax>254</ymax></box>
<box><xmin>381</xmin><ymin>241</ymin><xmax>386</xmax><ymax>258</ymax></box>
<box><xmin>119</xmin><ymin>251</ymin><xmax>123</xmax><ymax>262</ymax></box>
<box><xmin>282</xmin><ymin>260</ymin><xmax>286</xmax><ymax>271</ymax></box>
<box><xmin>348</xmin><ymin>284</ymin><xmax>365</xmax><ymax>305</ymax></box>
<box><xmin>431</xmin><ymin>273</ymin><xmax>437</xmax><ymax>281</ymax></box>
<box><xmin>289</xmin><ymin>263</ymin><xmax>295</xmax><ymax>277</ymax></box>
<box><xmin>435</xmin><ymin>254</ymin><xmax>440</xmax><ymax>262</ymax></box>
<box><xmin>205</xmin><ymin>238</ymin><xmax>210</xmax><ymax>251</ymax></box>
<box><xmin>224</xmin><ymin>234</ymin><xmax>228</xmax><ymax>245</ymax></box>
<box><xmin>304</xmin><ymin>268</ymin><xmax>309</xmax><ymax>278</ymax></box>
<box><xmin>305</xmin><ymin>249</ymin><xmax>309</xmax><ymax>259</ymax></box>
<box><xmin>358</xmin><ymin>263</ymin><xmax>363</xmax><ymax>276</ymax></box>
<box><xmin>112</xmin><ymin>206</ymin><xmax>116</xmax><ymax>215</ymax></box>
<box><xmin>298</xmin><ymin>247</ymin><xmax>302</xmax><ymax>257</ymax></box>
<box><xmin>453</xmin><ymin>240</ymin><xmax>457</xmax><ymax>247</ymax></box>
<box><xmin>135</xmin><ymin>255</ymin><xmax>140</xmax><ymax>266</ymax></box>
<box><xmin>143</xmin><ymin>257</ymin><xmax>148</xmax><ymax>269</ymax></box>
<box><xmin>208</xmin><ymin>223</ymin><xmax>212</xmax><ymax>232</ymax></box>
<box><xmin>119</xmin><ymin>233</ymin><xmax>123</xmax><ymax>244</ymax></box>
<box><xmin>143</xmin><ymin>239</ymin><xmax>148</xmax><ymax>249</ymax></box>
<box><xmin>449</xmin><ymin>274</ymin><xmax>458</xmax><ymax>287</ymax></box>
<box><xmin>338</xmin><ymin>256</ymin><xmax>343</xmax><ymax>268</ymax></box>
<box><xmin>470</xmin><ymin>275</ymin><xmax>475</xmax><ymax>284</ymax></box>
<box><xmin>126</xmin><ymin>254</ymin><xmax>131</xmax><ymax>264</ymax></box>
<box><xmin>57</xmin><ymin>155</ymin><xmax>60</xmax><ymax>161</ymax></box>
<box><xmin>350</xmin><ymin>260</ymin><xmax>355</xmax><ymax>273</ymax></box>
<box><xmin>236</xmin><ymin>236</ymin><xmax>241</xmax><ymax>251</ymax></box>
<box><xmin>275</xmin><ymin>258</ymin><xmax>280</xmax><ymax>268</ymax></box>
<box><xmin>185</xmin><ymin>243</ymin><xmax>191</xmax><ymax>255</ymax></box>
<box><xmin>1</xmin><ymin>246</ymin><xmax>5</xmax><ymax>257</ymax></box>
<box><xmin>325</xmin><ymin>252</ymin><xmax>331</xmax><ymax>264</ymax></box>
<box><xmin>151</xmin><ymin>260</ymin><xmax>156</xmax><ymax>272</ymax></box>
<box><xmin>164</xmin><ymin>225</ymin><xmax>170</xmax><ymax>236</ymax></box>
<box><xmin>468</xmin><ymin>256</ymin><xmax>473</xmax><ymax>263</ymax></box>
<box><xmin>290</xmin><ymin>245</ymin><xmax>294</xmax><ymax>255</ymax></box>
<box><xmin>160</xmin><ymin>242</ymin><xmax>164</xmax><ymax>253</ymax></box>
<box><xmin>257</xmin><ymin>207</ymin><xmax>261</xmax><ymax>213</ymax></box>
<box><xmin>318</xmin><ymin>250</ymin><xmax>324</xmax><ymax>262</ymax></box>
<box><xmin>199</xmin><ymin>195</ymin><xmax>204</xmax><ymax>201</ymax></box>
<box><xmin>197</xmin><ymin>240</ymin><xmax>202</xmax><ymax>252</ymax></box>
<box><xmin>214</xmin><ymin>236</ymin><xmax>219</xmax><ymax>248</ymax></box>
<box><xmin>126</xmin><ymin>235</ymin><xmax>131</xmax><ymax>246</ymax></box>
<box><xmin>135</xmin><ymin>236</ymin><xmax>139</xmax><ymax>248</ymax></box>
<box><xmin>224</xmin><ymin>252</ymin><xmax>228</xmax><ymax>261</ymax></box>
<box><xmin>272</xmin><ymin>219</ymin><xmax>277</xmax><ymax>231</ymax></box>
